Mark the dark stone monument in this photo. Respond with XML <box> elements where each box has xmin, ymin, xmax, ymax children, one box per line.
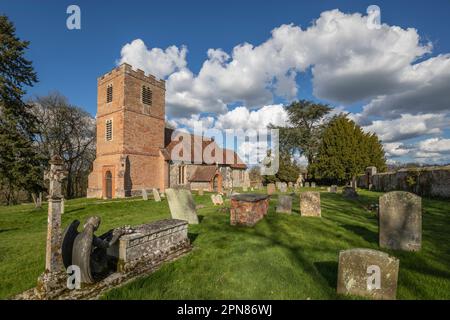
<box><xmin>276</xmin><ymin>195</ymin><xmax>292</xmax><ymax>214</ymax></box>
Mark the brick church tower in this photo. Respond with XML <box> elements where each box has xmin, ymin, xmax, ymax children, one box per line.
<box><xmin>87</xmin><ymin>63</ymin><xmax>167</xmax><ymax>198</ymax></box>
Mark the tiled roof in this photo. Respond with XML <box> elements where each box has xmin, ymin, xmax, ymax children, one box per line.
<box><xmin>164</xmin><ymin>128</ymin><xmax>247</xmax><ymax>169</ymax></box>
<box><xmin>189</xmin><ymin>165</ymin><xmax>218</xmax><ymax>182</ymax></box>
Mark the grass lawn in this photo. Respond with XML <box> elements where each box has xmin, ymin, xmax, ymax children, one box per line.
<box><xmin>0</xmin><ymin>188</ymin><xmax>449</xmax><ymax>300</ymax></box>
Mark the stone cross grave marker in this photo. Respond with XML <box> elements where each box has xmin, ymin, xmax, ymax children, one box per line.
<box><xmin>337</xmin><ymin>248</ymin><xmax>399</xmax><ymax>300</ymax></box>
<box><xmin>43</xmin><ymin>155</ymin><xmax>67</xmax><ymax>273</ymax></box>
<box><xmin>142</xmin><ymin>189</ymin><xmax>148</xmax><ymax>201</ymax></box>
<box><xmin>267</xmin><ymin>183</ymin><xmax>275</xmax><ymax>195</ymax></box>
<box><xmin>152</xmin><ymin>188</ymin><xmax>161</xmax><ymax>202</ymax></box>
<box><xmin>379</xmin><ymin>191</ymin><xmax>422</xmax><ymax>251</ymax></box>
<box><xmin>165</xmin><ymin>188</ymin><xmax>199</xmax><ymax>224</ymax></box>
<box><xmin>300</xmin><ymin>192</ymin><xmax>321</xmax><ymax>217</ymax></box>
<box><xmin>276</xmin><ymin>195</ymin><xmax>292</xmax><ymax>214</ymax></box>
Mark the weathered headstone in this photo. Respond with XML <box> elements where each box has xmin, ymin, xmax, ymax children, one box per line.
<box><xmin>152</xmin><ymin>188</ymin><xmax>161</xmax><ymax>202</ymax></box>
<box><xmin>330</xmin><ymin>185</ymin><xmax>338</xmax><ymax>193</ymax></box>
<box><xmin>267</xmin><ymin>183</ymin><xmax>275</xmax><ymax>195</ymax></box>
<box><xmin>276</xmin><ymin>195</ymin><xmax>292</xmax><ymax>214</ymax></box>
<box><xmin>198</xmin><ymin>189</ymin><xmax>204</xmax><ymax>196</ymax></box>
<box><xmin>305</xmin><ymin>182</ymin><xmax>310</xmax><ymax>188</ymax></box>
<box><xmin>327</xmin><ymin>187</ymin><xmax>331</xmax><ymax>192</ymax></box>
<box><xmin>337</xmin><ymin>248</ymin><xmax>399</xmax><ymax>300</ymax></box>
<box><xmin>279</xmin><ymin>183</ymin><xmax>287</xmax><ymax>193</ymax></box>
<box><xmin>379</xmin><ymin>191</ymin><xmax>422</xmax><ymax>251</ymax></box>
<box><xmin>142</xmin><ymin>189</ymin><xmax>148</xmax><ymax>201</ymax></box>
<box><xmin>342</xmin><ymin>186</ymin><xmax>358</xmax><ymax>199</ymax></box>
<box><xmin>211</xmin><ymin>194</ymin><xmax>224</xmax><ymax>205</ymax></box>
<box><xmin>300</xmin><ymin>192</ymin><xmax>321</xmax><ymax>217</ymax></box>
<box><xmin>165</xmin><ymin>188</ymin><xmax>199</xmax><ymax>224</ymax></box>
<box><xmin>288</xmin><ymin>182</ymin><xmax>293</xmax><ymax>188</ymax></box>
<box><xmin>311</xmin><ymin>182</ymin><xmax>316</xmax><ymax>188</ymax></box>
<box><xmin>275</xmin><ymin>182</ymin><xmax>281</xmax><ymax>191</ymax></box>
<box><xmin>243</xmin><ymin>186</ymin><xmax>248</xmax><ymax>192</ymax></box>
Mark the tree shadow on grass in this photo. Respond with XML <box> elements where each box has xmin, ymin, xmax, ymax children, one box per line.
<box><xmin>314</xmin><ymin>261</ymin><xmax>338</xmax><ymax>289</ymax></box>
<box><xmin>64</xmin><ymin>207</ymin><xmax>85</xmax><ymax>214</ymax></box>
<box><xmin>188</xmin><ymin>232</ymin><xmax>199</xmax><ymax>244</ymax></box>
<box><xmin>0</xmin><ymin>228</ymin><xmax>19</xmax><ymax>234</ymax></box>
<box><xmin>339</xmin><ymin>224</ymin><xmax>378</xmax><ymax>245</ymax></box>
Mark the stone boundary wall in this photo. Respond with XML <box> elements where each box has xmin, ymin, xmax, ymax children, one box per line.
<box><xmin>357</xmin><ymin>166</ymin><xmax>450</xmax><ymax>198</ymax></box>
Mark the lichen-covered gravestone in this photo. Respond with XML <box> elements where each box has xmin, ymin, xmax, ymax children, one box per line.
<box><xmin>337</xmin><ymin>248</ymin><xmax>399</xmax><ymax>300</ymax></box>
<box><xmin>198</xmin><ymin>189</ymin><xmax>204</xmax><ymax>196</ymax></box>
<box><xmin>165</xmin><ymin>188</ymin><xmax>199</xmax><ymax>224</ymax></box>
<box><xmin>211</xmin><ymin>194</ymin><xmax>224</xmax><ymax>205</ymax></box>
<box><xmin>300</xmin><ymin>192</ymin><xmax>321</xmax><ymax>217</ymax></box>
<box><xmin>152</xmin><ymin>188</ymin><xmax>161</xmax><ymax>202</ymax></box>
<box><xmin>141</xmin><ymin>189</ymin><xmax>148</xmax><ymax>201</ymax></box>
<box><xmin>279</xmin><ymin>183</ymin><xmax>287</xmax><ymax>193</ymax></box>
<box><xmin>267</xmin><ymin>183</ymin><xmax>275</xmax><ymax>195</ymax></box>
<box><xmin>311</xmin><ymin>182</ymin><xmax>316</xmax><ymax>188</ymax></box>
<box><xmin>305</xmin><ymin>182</ymin><xmax>310</xmax><ymax>188</ymax></box>
<box><xmin>276</xmin><ymin>195</ymin><xmax>292</xmax><ymax>214</ymax></box>
<box><xmin>330</xmin><ymin>185</ymin><xmax>338</xmax><ymax>193</ymax></box>
<box><xmin>379</xmin><ymin>191</ymin><xmax>422</xmax><ymax>251</ymax></box>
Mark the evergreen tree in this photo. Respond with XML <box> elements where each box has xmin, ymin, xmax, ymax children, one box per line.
<box><xmin>273</xmin><ymin>100</ymin><xmax>332</xmax><ymax>165</ymax></box>
<box><xmin>310</xmin><ymin>115</ymin><xmax>386</xmax><ymax>184</ymax></box>
<box><xmin>0</xmin><ymin>15</ymin><xmax>43</xmax><ymax>204</ymax></box>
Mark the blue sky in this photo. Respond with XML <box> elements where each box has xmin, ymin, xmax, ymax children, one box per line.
<box><xmin>1</xmin><ymin>0</ymin><xmax>450</xmax><ymax>164</ymax></box>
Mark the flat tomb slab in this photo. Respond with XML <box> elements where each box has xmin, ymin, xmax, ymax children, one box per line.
<box><xmin>107</xmin><ymin>219</ymin><xmax>189</xmax><ymax>271</ymax></box>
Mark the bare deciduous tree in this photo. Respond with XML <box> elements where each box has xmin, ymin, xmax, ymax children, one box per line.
<box><xmin>30</xmin><ymin>92</ymin><xmax>95</xmax><ymax>199</ymax></box>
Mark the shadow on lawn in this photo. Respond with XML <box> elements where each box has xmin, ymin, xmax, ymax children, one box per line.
<box><xmin>0</xmin><ymin>228</ymin><xmax>19</xmax><ymax>234</ymax></box>
<box><xmin>188</xmin><ymin>232</ymin><xmax>199</xmax><ymax>244</ymax></box>
<box><xmin>340</xmin><ymin>224</ymin><xmax>378</xmax><ymax>245</ymax></box>
<box><xmin>314</xmin><ymin>261</ymin><xmax>338</xmax><ymax>289</ymax></box>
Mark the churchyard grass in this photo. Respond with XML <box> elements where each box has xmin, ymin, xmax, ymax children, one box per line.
<box><xmin>0</xmin><ymin>189</ymin><xmax>449</xmax><ymax>299</ymax></box>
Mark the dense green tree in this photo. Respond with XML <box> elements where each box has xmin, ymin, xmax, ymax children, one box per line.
<box><xmin>0</xmin><ymin>15</ymin><xmax>44</xmax><ymax>205</ymax></box>
<box><xmin>262</xmin><ymin>153</ymin><xmax>301</xmax><ymax>184</ymax></box>
<box><xmin>309</xmin><ymin>115</ymin><xmax>386</xmax><ymax>184</ymax></box>
<box><xmin>272</xmin><ymin>100</ymin><xmax>332</xmax><ymax>165</ymax></box>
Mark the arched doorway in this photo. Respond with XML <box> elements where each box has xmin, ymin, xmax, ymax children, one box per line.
<box><xmin>212</xmin><ymin>173</ymin><xmax>222</xmax><ymax>193</ymax></box>
<box><xmin>105</xmin><ymin>171</ymin><xmax>112</xmax><ymax>199</ymax></box>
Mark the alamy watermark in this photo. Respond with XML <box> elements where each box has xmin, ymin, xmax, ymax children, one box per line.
<box><xmin>367</xmin><ymin>5</ymin><xmax>381</xmax><ymax>30</ymax></box>
<box><xmin>169</xmin><ymin>124</ymin><xmax>279</xmax><ymax>175</ymax></box>
<box><xmin>367</xmin><ymin>265</ymin><xmax>381</xmax><ymax>290</ymax></box>
<box><xmin>66</xmin><ymin>5</ymin><xmax>81</xmax><ymax>30</ymax></box>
